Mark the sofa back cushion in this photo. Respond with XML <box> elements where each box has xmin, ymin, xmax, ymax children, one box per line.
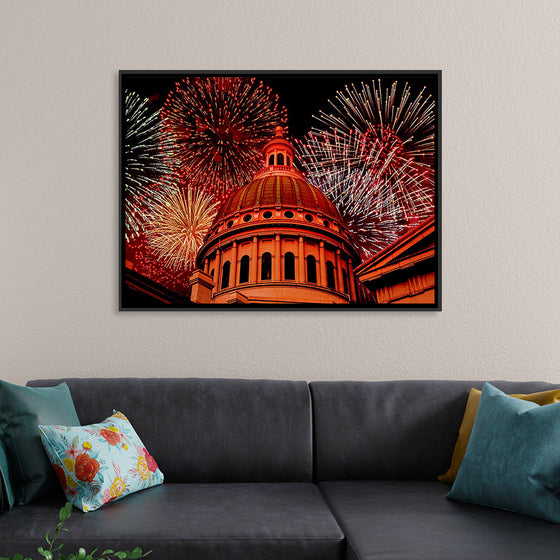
<box><xmin>310</xmin><ymin>380</ymin><xmax>560</xmax><ymax>481</ymax></box>
<box><xmin>27</xmin><ymin>378</ymin><xmax>313</xmax><ymax>483</ymax></box>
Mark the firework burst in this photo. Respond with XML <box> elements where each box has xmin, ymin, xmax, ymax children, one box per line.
<box><xmin>124</xmin><ymin>90</ymin><xmax>175</xmax><ymax>241</ymax></box>
<box><xmin>298</xmin><ymin>132</ymin><xmax>406</xmax><ymax>258</ymax></box>
<box><xmin>160</xmin><ymin>76</ymin><xmax>287</xmax><ymax>196</ymax></box>
<box><xmin>297</xmin><ymin>80</ymin><xmax>435</xmax><ymax>256</ymax></box>
<box><xmin>315</xmin><ymin>79</ymin><xmax>435</xmax><ymax>168</ymax></box>
<box><xmin>147</xmin><ymin>186</ymin><xmax>219</xmax><ymax>272</ymax></box>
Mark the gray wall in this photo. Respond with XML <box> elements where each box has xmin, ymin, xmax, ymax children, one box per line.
<box><xmin>2</xmin><ymin>1</ymin><xmax>559</xmax><ymax>384</ymax></box>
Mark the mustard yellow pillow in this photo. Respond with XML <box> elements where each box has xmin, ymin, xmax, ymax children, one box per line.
<box><xmin>438</xmin><ymin>387</ymin><xmax>560</xmax><ymax>484</ymax></box>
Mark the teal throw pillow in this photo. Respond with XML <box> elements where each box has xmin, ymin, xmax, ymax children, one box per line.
<box><xmin>0</xmin><ymin>380</ymin><xmax>80</xmax><ymax>504</ymax></box>
<box><xmin>0</xmin><ymin>439</ymin><xmax>15</xmax><ymax>511</ymax></box>
<box><xmin>446</xmin><ymin>382</ymin><xmax>560</xmax><ymax>523</ymax></box>
<box><xmin>39</xmin><ymin>411</ymin><xmax>164</xmax><ymax>512</ymax></box>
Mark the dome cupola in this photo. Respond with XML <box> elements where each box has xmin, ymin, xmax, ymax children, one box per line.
<box><xmin>263</xmin><ymin>126</ymin><xmax>295</xmax><ymax>169</ymax></box>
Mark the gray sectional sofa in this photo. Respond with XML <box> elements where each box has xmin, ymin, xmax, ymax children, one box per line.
<box><xmin>2</xmin><ymin>377</ymin><xmax>560</xmax><ymax>560</ymax></box>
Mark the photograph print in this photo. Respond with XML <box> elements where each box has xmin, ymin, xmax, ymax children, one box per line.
<box><xmin>120</xmin><ymin>71</ymin><xmax>440</xmax><ymax>309</ymax></box>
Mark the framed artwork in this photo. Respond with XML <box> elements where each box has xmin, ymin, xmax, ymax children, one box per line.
<box><xmin>120</xmin><ymin>71</ymin><xmax>440</xmax><ymax>309</ymax></box>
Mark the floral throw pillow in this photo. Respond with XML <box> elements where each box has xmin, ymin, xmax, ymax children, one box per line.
<box><xmin>38</xmin><ymin>411</ymin><xmax>163</xmax><ymax>512</ymax></box>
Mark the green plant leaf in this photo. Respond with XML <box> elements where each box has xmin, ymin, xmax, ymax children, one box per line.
<box><xmin>54</xmin><ymin>545</ymin><xmax>64</xmax><ymax>552</ymax></box>
<box><xmin>14</xmin><ymin>554</ymin><xmax>23</xmax><ymax>560</ymax></box>
<box><xmin>59</xmin><ymin>502</ymin><xmax>72</xmax><ymax>522</ymax></box>
<box><xmin>114</xmin><ymin>553</ymin><xmax>127</xmax><ymax>560</ymax></box>
<box><xmin>39</xmin><ymin>549</ymin><xmax>53</xmax><ymax>560</ymax></box>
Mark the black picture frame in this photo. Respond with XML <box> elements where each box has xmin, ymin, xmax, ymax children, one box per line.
<box><xmin>120</xmin><ymin>70</ymin><xmax>441</xmax><ymax>310</ymax></box>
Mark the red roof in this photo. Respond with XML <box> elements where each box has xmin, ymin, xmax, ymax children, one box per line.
<box><xmin>355</xmin><ymin>215</ymin><xmax>436</xmax><ymax>282</ymax></box>
<box><xmin>215</xmin><ymin>173</ymin><xmax>342</xmax><ymax>222</ymax></box>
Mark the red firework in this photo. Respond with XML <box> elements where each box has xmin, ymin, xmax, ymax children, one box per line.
<box><xmin>301</xmin><ymin>80</ymin><xmax>436</xmax><ymax>236</ymax></box>
<box><xmin>160</xmin><ymin>76</ymin><xmax>288</xmax><ymax>196</ymax></box>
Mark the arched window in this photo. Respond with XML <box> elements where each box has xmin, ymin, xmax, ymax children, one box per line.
<box><xmin>221</xmin><ymin>261</ymin><xmax>230</xmax><ymax>289</ymax></box>
<box><xmin>326</xmin><ymin>260</ymin><xmax>336</xmax><ymax>289</ymax></box>
<box><xmin>239</xmin><ymin>255</ymin><xmax>250</xmax><ymax>284</ymax></box>
<box><xmin>287</xmin><ymin>156</ymin><xmax>291</xmax><ymax>166</ymax></box>
<box><xmin>269</xmin><ymin>154</ymin><xmax>274</xmax><ymax>166</ymax></box>
<box><xmin>261</xmin><ymin>252</ymin><xmax>272</xmax><ymax>280</ymax></box>
<box><xmin>306</xmin><ymin>255</ymin><xmax>317</xmax><ymax>283</ymax></box>
<box><xmin>342</xmin><ymin>269</ymin><xmax>348</xmax><ymax>294</ymax></box>
<box><xmin>277</xmin><ymin>153</ymin><xmax>284</xmax><ymax>165</ymax></box>
<box><xmin>210</xmin><ymin>268</ymin><xmax>215</xmax><ymax>279</ymax></box>
<box><xmin>284</xmin><ymin>252</ymin><xmax>295</xmax><ymax>280</ymax></box>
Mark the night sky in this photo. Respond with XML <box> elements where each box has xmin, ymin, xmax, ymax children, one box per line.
<box><xmin>121</xmin><ymin>71</ymin><xmax>439</xmax><ymax>141</ymax></box>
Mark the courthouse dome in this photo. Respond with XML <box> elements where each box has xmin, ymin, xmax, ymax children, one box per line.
<box><xmin>190</xmin><ymin>126</ymin><xmax>360</xmax><ymax>305</ymax></box>
<box><xmin>211</xmin><ymin>126</ymin><xmax>346</xmax><ymax>233</ymax></box>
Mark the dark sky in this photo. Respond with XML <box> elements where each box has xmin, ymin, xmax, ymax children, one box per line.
<box><xmin>121</xmin><ymin>71</ymin><xmax>439</xmax><ymax>141</ymax></box>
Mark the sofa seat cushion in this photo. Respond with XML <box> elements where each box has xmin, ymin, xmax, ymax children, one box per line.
<box><xmin>0</xmin><ymin>483</ymin><xmax>344</xmax><ymax>560</ymax></box>
<box><xmin>319</xmin><ymin>481</ymin><xmax>560</xmax><ymax>560</ymax></box>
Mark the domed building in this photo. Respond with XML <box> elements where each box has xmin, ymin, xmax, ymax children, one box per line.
<box><xmin>189</xmin><ymin>127</ymin><xmax>361</xmax><ymax>304</ymax></box>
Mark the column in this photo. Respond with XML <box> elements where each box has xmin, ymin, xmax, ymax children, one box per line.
<box><xmin>319</xmin><ymin>241</ymin><xmax>327</xmax><ymax>287</ymax></box>
<box><xmin>298</xmin><ymin>236</ymin><xmax>305</xmax><ymax>282</ymax></box>
<box><xmin>213</xmin><ymin>249</ymin><xmax>221</xmax><ymax>295</ymax></box>
<box><xmin>273</xmin><ymin>234</ymin><xmax>281</xmax><ymax>281</ymax></box>
<box><xmin>335</xmin><ymin>249</ymin><xmax>343</xmax><ymax>292</ymax></box>
<box><xmin>251</xmin><ymin>236</ymin><xmax>258</xmax><ymax>283</ymax></box>
<box><xmin>348</xmin><ymin>259</ymin><xmax>357</xmax><ymax>302</ymax></box>
<box><xmin>203</xmin><ymin>258</ymin><xmax>209</xmax><ymax>274</ymax></box>
<box><xmin>231</xmin><ymin>242</ymin><xmax>238</xmax><ymax>287</ymax></box>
